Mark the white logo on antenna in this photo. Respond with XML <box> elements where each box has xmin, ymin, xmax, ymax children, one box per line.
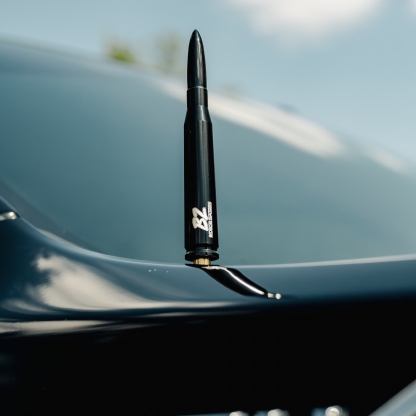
<box><xmin>192</xmin><ymin>202</ymin><xmax>214</xmax><ymax>238</ymax></box>
<box><xmin>192</xmin><ymin>207</ymin><xmax>208</xmax><ymax>231</ymax></box>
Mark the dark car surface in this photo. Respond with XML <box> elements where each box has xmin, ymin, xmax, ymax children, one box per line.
<box><xmin>1</xmin><ymin>39</ymin><xmax>416</xmax><ymax>415</ymax></box>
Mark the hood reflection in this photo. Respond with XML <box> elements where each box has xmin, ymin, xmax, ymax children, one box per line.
<box><xmin>2</xmin><ymin>250</ymin><xmax>241</xmax><ymax>316</ymax></box>
<box><xmin>34</xmin><ymin>253</ymin><xmax>146</xmax><ymax>310</ymax></box>
<box><xmin>0</xmin><ymin>219</ymin><xmax>267</xmax><ymax>326</ymax></box>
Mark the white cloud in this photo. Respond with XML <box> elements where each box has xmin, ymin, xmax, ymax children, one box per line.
<box><xmin>226</xmin><ymin>0</ymin><xmax>383</xmax><ymax>45</ymax></box>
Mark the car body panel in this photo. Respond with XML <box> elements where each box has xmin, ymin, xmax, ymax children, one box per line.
<box><xmin>1</xmin><ymin>39</ymin><xmax>416</xmax><ymax>415</ymax></box>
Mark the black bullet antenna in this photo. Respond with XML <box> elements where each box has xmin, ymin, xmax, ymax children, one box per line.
<box><xmin>184</xmin><ymin>30</ymin><xmax>219</xmax><ymax>265</ymax></box>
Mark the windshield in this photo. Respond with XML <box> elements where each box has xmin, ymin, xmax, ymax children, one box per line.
<box><xmin>2</xmin><ymin>42</ymin><xmax>416</xmax><ymax>265</ymax></box>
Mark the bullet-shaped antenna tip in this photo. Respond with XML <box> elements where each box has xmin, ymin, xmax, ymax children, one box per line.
<box><xmin>187</xmin><ymin>29</ymin><xmax>207</xmax><ymax>89</ymax></box>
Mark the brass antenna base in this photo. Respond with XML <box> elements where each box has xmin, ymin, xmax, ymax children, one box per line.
<box><xmin>194</xmin><ymin>257</ymin><xmax>211</xmax><ymax>266</ymax></box>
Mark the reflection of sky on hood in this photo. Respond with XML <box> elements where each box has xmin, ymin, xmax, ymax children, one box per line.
<box><xmin>1</xmin><ymin>250</ymin><xmax>242</xmax><ymax>315</ymax></box>
<box><xmin>163</xmin><ymin>78</ymin><xmax>410</xmax><ymax>174</ymax></box>
<box><xmin>162</xmin><ymin>80</ymin><xmax>345</xmax><ymax>159</ymax></box>
<box><xmin>1</xmin><ymin>0</ymin><xmax>416</xmax><ymax>161</ymax></box>
<box><xmin>34</xmin><ymin>253</ymin><xmax>149</xmax><ymax>311</ymax></box>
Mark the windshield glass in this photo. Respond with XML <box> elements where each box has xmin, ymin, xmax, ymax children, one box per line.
<box><xmin>2</xmin><ymin>42</ymin><xmax>416</xmax><ymax>265</ymax></box>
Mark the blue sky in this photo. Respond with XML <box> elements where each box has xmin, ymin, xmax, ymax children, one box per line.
<box><xmin>1</xmin><ymin>0</ymin><xmax>416</xmax><ymax>161</ymax></box>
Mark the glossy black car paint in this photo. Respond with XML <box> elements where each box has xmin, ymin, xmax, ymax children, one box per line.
<box><xmin>1</xmin><ymin>197</ymin><xmax>416</xmax><ymax>415</ymax></box>
<box><xmin>1</xmin><ymin>40</ymin><xmax>416</xmax><ymax>415</ymax></box>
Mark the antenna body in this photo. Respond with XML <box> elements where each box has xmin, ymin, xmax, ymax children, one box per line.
<box><xmin>184</xmin><ymin>30</ymin><xmax>219</xmax><ymax>264</ymax></box>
